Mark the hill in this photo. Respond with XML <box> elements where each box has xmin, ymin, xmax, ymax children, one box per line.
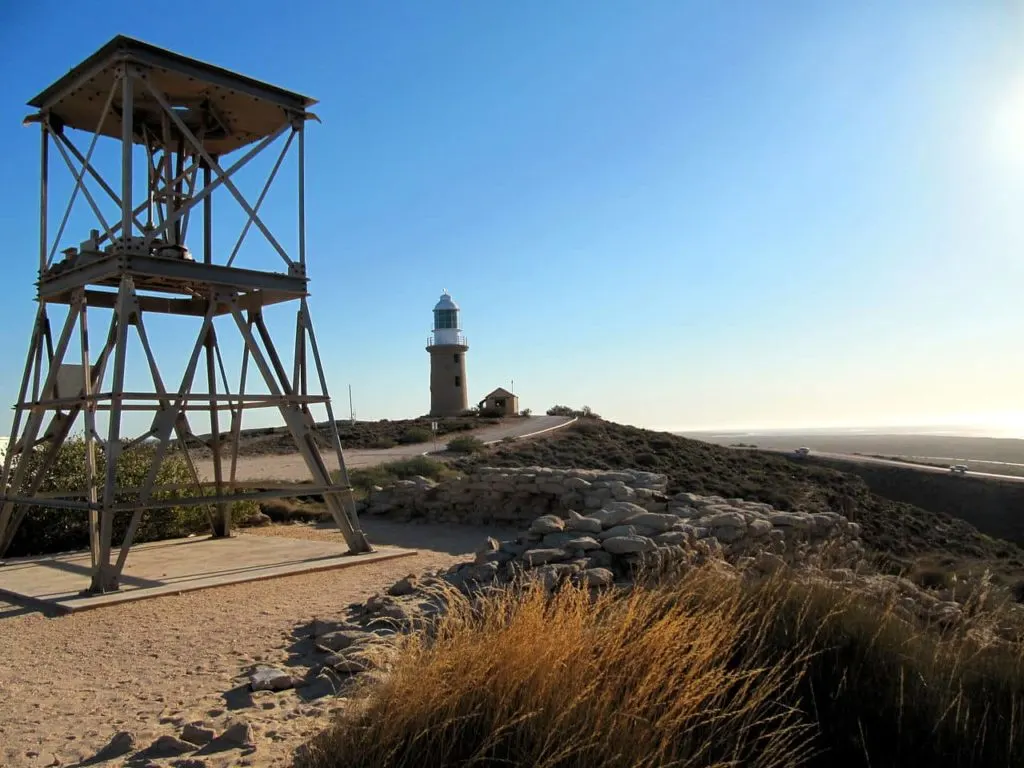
<box><xmin>457</xmin><ymin>419</ymin><xmax>1024</xmax><ymax>587</ymax></box>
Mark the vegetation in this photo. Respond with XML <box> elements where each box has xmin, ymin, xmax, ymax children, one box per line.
<box><xmin>346</xmin><ymin>457</ymin><xmax>451</xmax><ymax>498</ymax></box>
<box><xmin>5</xmin><ymin>438</ymin><xmax>259</xmax><ymax>557</ymax></box>
<box><xmin>546</xmin><ymin>404</ymin><xmax>600</xmax><ymax>418</ymax></box>
<box><xmin>397</xmin><ymin>427</ymin><xmax>433</xmax><ymax>445</ymax></box>
<box><xmin>445</xmin><ymin>435</ymin><xmax>485</xmax><ymax>454</ymax></box>
<box><xmin>189</xmin><ymin>417</ymin><xmax>491</xmax><ymax>458</ymax></box>
<box><xmin>303</xmin><ymin>567</ymin><xmax>1024</xmax><ymax>768</ymax></box>
<box><xmin>457</xmin><ymin>419</ymin><xmax>1024</xmax><ymax>588</ymax></box>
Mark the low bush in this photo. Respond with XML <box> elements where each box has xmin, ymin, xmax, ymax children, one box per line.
<box><xmin>259</xmin><ymin>498</ymin><xmax>330</xmax><ymax>524</ymax></box>
<box><xmin>367</xmin><ymin>437</ymin><xmax>398</xmax><ymax>450</ymax></box>
<box><xmin>397</xmin><ymin>427</ymin><xmax>432</xmax><ymax>445</ymax></box>
<box><xmin>4</xmin><ymin>438</ymin><xmax>258</xmax><ymax>557</ymax></box>
<box><xmin>446</xmin><ymin>436</ymin><xmax>485</xmax><ymax>454</ymax></box>
<box><xmin>346</xmin><ymin>457</ymin><xmax>450</xmax><ymax>497</ymax></box>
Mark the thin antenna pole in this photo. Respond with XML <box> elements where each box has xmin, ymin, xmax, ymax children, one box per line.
<box><xmin>349</xmin><ymin>384</ymin><xmax>355</xmax><ymax>424</ymax></box>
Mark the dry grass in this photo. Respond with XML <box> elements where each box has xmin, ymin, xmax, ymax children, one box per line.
<box><xmin>301</xmin><ymin>565</ymin><xmax>1024</xmax><ymax>768</ymax></box>
<box><xmin>301</xmin><ymin>572</ymin><xmax>813</xmax><ymax>768</ymax></box>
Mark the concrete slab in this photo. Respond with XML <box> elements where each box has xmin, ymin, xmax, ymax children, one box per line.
<box><xmin>0</xmin><ymin>533</ymin><xmax>416</xmax><ymax>613</ymax></box>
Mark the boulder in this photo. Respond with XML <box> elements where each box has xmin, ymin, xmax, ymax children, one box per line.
<box><xmin>620</xmin><ymin>512</ymin><xmax>679</xmax><ymax>532</ymax></box>
<box><xmin>592</xmin><ymin>502</ymin><xmax>648</xmax><ymax>527</ymax></box>
<box><xmin>603</xmin><ymin>535</ymin><xmax>656</xmax><ymax>555</ymax></box>
<box><xmin>598</xmin><ymin>524</ymin><xmax>636</xmax><ymax>540</ymax></box>
<box><xmin>523</xmin><ymin>547</ymin><xmax>572</xmax><ymax>566</ymax></box>
<box><xmin>542</xmin><ymin>532</ymin><xmax>583</xmax><ymax>548</ymax></box>
<box><xmin>529</xmin><ymin>515</ymin><xmax>565</xmax><ymax>535</ymax></box>
<box><xmin>704</xmin><ymin>511</ymin><xmax>747</xmax><ymax>529</ymax></box>
<box><xmin>565</xmin><ymin>535</ymin><xmax>602</xmax><ymax>551</ymax></box>
<box><xmin>583</xmin><ymin>567</ymin><xmax>615</xmax><ymax>587</ymax></box>
<box><xmin>565</xmin><ymin>511</ymin><xmax>603</xmax><ymax>534</ymax></box>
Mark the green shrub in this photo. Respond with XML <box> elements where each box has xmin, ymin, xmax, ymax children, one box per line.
<box><xmin>635</xmin><ymin>451</ymin><xmax>658</xmax><ymax>467</ymax></box>
<box><xmin>397</xmin><ymin>427</ymin><xmax>432</xmax><ymax>445</ymax></box>
<box><xmin>347</xmin><ymin>457</ymin><xmax>450</xmax><ymax>496</ymax></box>
<box><xmin>4</xmin><ymin>438</ymin><xmax>253</xmax><ymax>557</ymax></box>
<box><xmin>447</xmin><ymin>436</ymin><xmax>485</xmax><ymax>454</ymax></box>
<box><xmin>367</xmin><ymin>437</ymin><xmax>398</xmax><ymax>449</ymax></box>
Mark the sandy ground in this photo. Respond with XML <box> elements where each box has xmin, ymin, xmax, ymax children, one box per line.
<box><xmin>193</xmin><ymin>415</ymin><xmax>573</xmax><ymax>482</ymax></box>
<box><xmin>0</xmin><ymin>518</ymin><xmax>515</xmax><ymax>768</ymax></box>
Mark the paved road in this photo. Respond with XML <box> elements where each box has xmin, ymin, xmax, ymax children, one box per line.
<box><xmin>194</xmin><ymin>415</ymin><xmax>575</xmax><ymax>482</ymax></box>
<box><xmin>754</xmin><ymin>447</ymin><xmax>1024</xmax><ymax>484</ymax></box>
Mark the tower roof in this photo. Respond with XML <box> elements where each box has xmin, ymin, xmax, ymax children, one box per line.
<box><xmin>433</xmin><ymin>290</ymin><xmax>460</xmax><ymax>312</ymax></box>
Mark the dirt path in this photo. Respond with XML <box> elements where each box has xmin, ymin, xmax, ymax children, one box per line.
<box><xmin>194</xmin><ymin>415</ymin><xmax>573</xmax><ymax>482</ymax></box>
<box><xmin>0</xmin><ymin>519</ymin><xmax>512</xmax><ymax>768</ymax></box>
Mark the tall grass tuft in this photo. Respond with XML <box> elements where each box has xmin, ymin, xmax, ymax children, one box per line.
<box><xmin>301</xmin><ymin>574</ymin><xmax>813</xmax><ymax>768</ymax></box>
<box><xmin>302</xmin><ymin>565</ymin><xmax>1024</xmax><ymax>768</ymax></box>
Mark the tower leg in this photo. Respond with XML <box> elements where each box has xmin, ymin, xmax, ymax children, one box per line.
<box><xmin>206</xmin><ymin>325</ymin><xmax>230</xmax><ymax>537</ymax></box>
<box><xmin>229</xmin><ymin>300</ymin><xmax>371</xmax><ymax>554</ymax></box>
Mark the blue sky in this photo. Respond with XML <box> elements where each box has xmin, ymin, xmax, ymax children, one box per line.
<box><xmin>1</xmin><ymin>1</ymin><xmax>1023</xmax><ymax>436</ymax></box>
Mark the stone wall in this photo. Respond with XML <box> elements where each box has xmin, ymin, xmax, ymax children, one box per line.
<box><xmin>360</xmin><ymin>466</ymin><xmax>669</xmax><ymax>526</ymax></box>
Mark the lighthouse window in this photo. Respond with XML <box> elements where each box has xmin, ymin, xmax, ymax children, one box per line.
<box><xmin>453</xmin><ymin>353</ymin><xmax>461</xmax><ymax>363</ymax></box>
<box><xmin>454</xmin><ymin>376</ymin><xmax>461</xmax><ymax>388</ymax></box>
<box><xmin>435</xmin><ymin>309</ymin><xmax>458</xmax><ymax>329</ymax></box>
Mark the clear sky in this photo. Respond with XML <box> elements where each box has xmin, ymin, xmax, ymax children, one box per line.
<box><xmin>1</xmin><ymin>1</ymin><xmax>1023</xmax><ymax>437</ymax></box>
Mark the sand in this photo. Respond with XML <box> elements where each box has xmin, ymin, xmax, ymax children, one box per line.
<box><xmin>0</xmin><ymin>519</ymin><xmax>513</xmax><ymax>768</ymax></box>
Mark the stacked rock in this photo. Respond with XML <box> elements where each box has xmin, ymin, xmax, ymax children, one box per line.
<box><xmin>360</xmin><ymin>466</ymin><xmax>669</xmax><ymax>526</ymax></box>
<box><xmin>440</xmin><ymin>494</ymin><xmax>861</xmax><ymax>594</ymax></box>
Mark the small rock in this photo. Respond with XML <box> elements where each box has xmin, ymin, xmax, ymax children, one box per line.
<box><xmin>249</xmin><ymin>666</ymin><xmax>297</xmax><ymax>692</ymax></box>
<box><xmin>91</xmin><ymin>731</ymin><xmax>135</xmax><ymax>762</ymax></box>
<box><xmin>592</xmin><ymin>502</ymin><xmax>648</xmax><ymax>527</ymax></box>
<box><xmin>171</xmin><ymin>760</ymin><xmax>208</xmax><ymax>768</ymax></box>
<box><xmin>598</xmin><ymin>524</ymin><xmax>636</xmax><ymax>540</ymax></box>
<box><xmin>620</xmin><ymin>512</ymin><xmax>679</xmax><ymax>532</ymax></box>
<box><xmin>541</xmin><ymin>531</ymin><xmax>582</xmax><ymax>548</ymax></box>
<box><xmin>145</xmin><ymin>735</ymin><xmax>195</xmax><ymax>757</ymax></box>
<box><xmin>565</xmin><ymin>536</ymin><xmax>602</xmax><ymax>550</ymax></box>
<box><xmin>584</xmin><ymin>567</ymin><xmax>615</xmax><ymax>587</ymax></box>
<box><xmin>564</xmin><ymin>513</ymin><xmax>603</xmax><ymax>534</ymax></box>
<box><xmin>704</xmin><ymin>511</ymin><xmax>747</xmax><ymax>529</ymax></box>
<box><xmin>522</xmin><ymin>547</ymin><xmax>572</xmax><ymax>566</ymax></box>
<box><xmin>387</xmin><ymin>575</ymin><xmax>418</xmax><ymax>597</ymax></box>
<box><xmin>603</xmin><ymin>535</ymin><xmax>656</xmax><ymax>554</ymax></box>
<box><xmin>317</xmin><ymin>629</ymin><xmax>371</xmax><ymax>652</ymax></box>
<box><xmin>654</xmin><ymin>531</ymin><xmax>689</xmax><ymax>545</ymax></box>
<box><xmin>529</xmin><ymin>515</ymin><xmax>566</xmax><ymax>535</ymax></box>
<box><xmin>218</xmin><ymin>721</ymin><xmax>255</xmax><ymax>749</ymax></box>
<box><xmin>531</xmin><ymin>563</ymin><xmax>577</xmax><ymax>590</ymax></box>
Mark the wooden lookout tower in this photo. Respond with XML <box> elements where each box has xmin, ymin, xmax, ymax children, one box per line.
<box><xmin>0</xmin><ymin>35</ymin><xmax>372</xmax><ymax>594</ymax></box>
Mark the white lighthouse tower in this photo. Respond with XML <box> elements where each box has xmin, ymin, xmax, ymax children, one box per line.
<box><xmin>426</xmin><ymin>290</ymin><xmax>469</xmax><ymax>417</ymax></box>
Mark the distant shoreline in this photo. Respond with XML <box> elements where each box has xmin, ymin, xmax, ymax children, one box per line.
<box><xmin>674</xmin><ymin>428</ymin><xmax>1024</xmax><ymax>440</ymax></box>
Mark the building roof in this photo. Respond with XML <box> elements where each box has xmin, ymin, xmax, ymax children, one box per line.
<box><xmin>485</xmin><ymin>387</ymin><xmax>516</xmax><ymax>399</ymax></box>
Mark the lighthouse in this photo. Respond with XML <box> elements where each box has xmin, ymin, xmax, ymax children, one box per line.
<box><xmin>426</xmin><ymin>290</ymin><xmax>469</xmax><ymax>417</ymax></box>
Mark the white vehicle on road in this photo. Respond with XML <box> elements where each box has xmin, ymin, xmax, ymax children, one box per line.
<box><xmin>794</xmin><ymin>447</ymin><xmax>811</xmax><ymax>457</ymax></box>
<box><xmin>949</xmin><ymin>464</ymin><xmax>968</xmax><ymax>474</ymax></box>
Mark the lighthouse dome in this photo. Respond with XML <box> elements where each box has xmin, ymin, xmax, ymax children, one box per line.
<box><xmin>433</xmin><ymin>290</ymin><xmax>459</xmax><ymax>312</ymax></box>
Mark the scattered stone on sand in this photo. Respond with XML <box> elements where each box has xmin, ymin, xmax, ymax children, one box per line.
<box><xmin>145</xmin><ymin>734</ymin><xmax>196</xmax><ymax>757</ymax></box>
<box><xmin>249</xmin><ymin>666</ymin><xmax>298</xmax><ymax>692</ymax></box>
<box><xmin>181</xmin><ymin>722</ymin><xmax>216</xmax><ymax>746</ymax></box>
<box><xmin>90</xmin><ymin>730</ymin><xmax>136</xmax><ymax>762</ymax></box>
